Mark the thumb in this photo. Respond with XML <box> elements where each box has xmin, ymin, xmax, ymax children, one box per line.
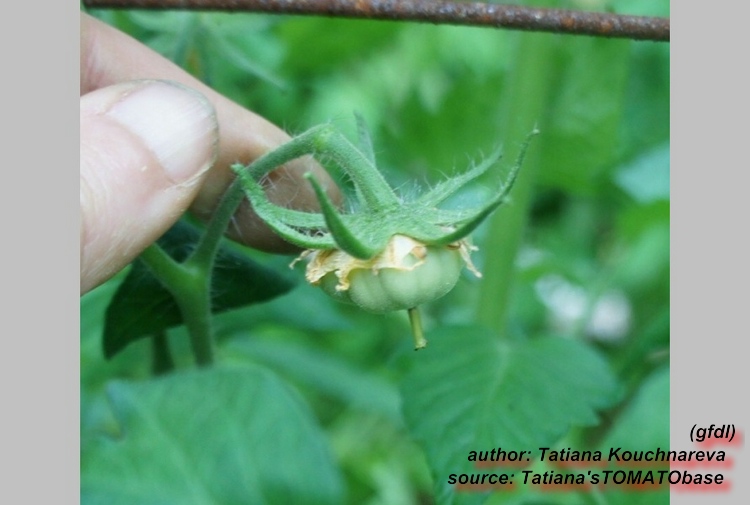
<box><xmin>80</xmin><ymin>80</ymin><xmax>218</xmax><ymax>294</ymax></box>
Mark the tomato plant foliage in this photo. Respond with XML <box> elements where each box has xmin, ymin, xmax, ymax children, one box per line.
<box><xmin>400</xmin><ymin>327</ymin><xmax>618</xmax><ymax>504</ymax></box>
<box><xmin>82</xmin><ymin>3</ymin><xmax>669</xmax><ymax>504</ymax></box>
<box><xmin>81</xmin><ymin>367</ymin><xmax>343</xmax><ymax>505</ymax></box>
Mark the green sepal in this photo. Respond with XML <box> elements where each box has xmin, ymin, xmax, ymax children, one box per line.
<box><xmin>417</xmin><ymin>147</ymin><xmax>503</xmax><ymax>208</ymax></box>
<box><xmin>305</xmin><ymin>173</ymin><xmax>382</xmax><ymax>259</ymax></box>
<box><xmin>430</xmin><ymin>207</ymin><xmax>491</xmax><ymax>225</ymax></box>
<box><xmin>233</xmin><ymin>165</ymin><xmax>324</xmax><ymax>227</ymax></box>
<box><xmin>234</xmin><ymin>120</ymin><xmax>537</xmax><ymax>264</ymax></box>
<box><xmin>428</xmin><ymin>197</ymin><xmax>510</xmax><ymax>246</ymax></box>
<box><xmin>424</xmin><ymin>129</ymin><xmax>537</xmax><ymax>245</ymax></box>
<box><xmin>233</xmin><ymin>165</ymin><xmax>335</xmax><ymax>249</ymax></box>
<box><xmin>315</xmin><ymin>127</ymin><xmax>400</xmax><ymax>211</ymax></box>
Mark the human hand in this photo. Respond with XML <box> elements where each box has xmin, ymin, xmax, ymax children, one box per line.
<box><xmin>80</xmin><ymin>12</ymin><xmax>339</xmax><ymax>294</ymax></box>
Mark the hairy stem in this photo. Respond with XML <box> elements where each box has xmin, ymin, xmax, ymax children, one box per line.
<box><xmin>139</xmin><ymin>126</ymin><xmax>333</xmax><ymax>367</ymax></box>
<box><xmin>475</xmin><ymin>12</ymin><xmax>555</xmax><ymax>336</ymax></box>
<box><xmin>189</xmin><ymin>125</ymin><xmax>330</xmax><ymax>270</ymax></box>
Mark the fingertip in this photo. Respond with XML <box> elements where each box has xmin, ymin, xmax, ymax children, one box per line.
<box><xmin>80</xmin><ymin>80</ymin><xmax>218</xmax><ymax>294</ymax></box>
<box><xmin>106</xmin><ymin>81</ymin><xmax>219</xmax><ymax>184</ymax></box>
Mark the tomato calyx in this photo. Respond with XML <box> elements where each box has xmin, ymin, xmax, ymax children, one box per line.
<box><xmin>235</xmin><ymin>118</ymin><xmax>538</xmax><ymax>349</ymax></box>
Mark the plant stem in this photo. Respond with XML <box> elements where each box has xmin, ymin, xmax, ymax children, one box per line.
<box><xmin>138</xmin><ymin>126</ymin><xmax>329</xmax><ymax>367</ymax></box>
<box><xmin>173</xmin><ymin>270</ymin><xmax>215</xmax><ymax>366</ymax></box>
<box><xmin>139</xmin><ymin>241</ymin><xmax>187</xmax><ymax>287</ymax></box>
<box><xmin>150</xmin><ymin>331</ymin><xmax>175</xmax><ymax>375</ymax></box>
<box><xmin>408</xmin><ymin>307</ymin><xmax>427</xmax><ymax>350</ymax></box>
<box><xmin>188</xmin><ymin>124</ymin><xmax>329</xmax><ymax>270</ymax></box>
<box><xmin>475</xmin><ymin>17</ymin><xmax>556</xmax><ymax>336</ymax></box>
<box><xmin>140</xmin><ymin>244</ymin><xmax>216</xmax><ymax>366</ymax></box>
<box><xmin>187</xmin><ymin>177</ymin><xmax>245</xmax><ymax>271</ymax></box>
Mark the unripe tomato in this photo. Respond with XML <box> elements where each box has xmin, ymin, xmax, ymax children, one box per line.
<box><xmin>322</xmin><ymin>245</ymin><xmax>463</xmax><ymax>313</ymax></box>
<box><xmin>302</xmin><ymin>235</ymin><xmax>478</xmax><ymax>314</ymax></box>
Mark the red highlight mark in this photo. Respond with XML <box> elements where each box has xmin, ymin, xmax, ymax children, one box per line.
<box><xmin>674</xmin><ymin>456</ymin><xmax>734</xmax><ymax>470</ymax></box>
<box><xmin>696</xmin><ymin>429</ymin><xmax>743</xmax><ymax>449</ymax></box>
<box><xmin>457</xmin><ymin>429</ymin><xmax>742</xmax><ymax>495</ymax></box>
<box><xmin>671</xmin><ymin>481</ymin><xmax>733</xmax><ymax>493</ymax></box>
<box><xmin>454</xmin><ymin>482</ymin><xmax>518</xmax><ymax>493</ymax></box>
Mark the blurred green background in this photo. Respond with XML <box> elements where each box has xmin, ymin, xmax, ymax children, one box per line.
<box><xmin>81</xmin><ymin>1</ymin><xmax>669</xmax><ymax>504</ymax></box>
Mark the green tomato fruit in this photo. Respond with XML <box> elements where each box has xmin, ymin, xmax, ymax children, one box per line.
<box><xmin>299</xmin><ymin>235</ymin><xmax>480</xmax><ymax>314</ymax></box>
<box><xmin>319</xmin><ymin>244</ymin><xmax>464</xmax><ymax>313</ymax></box>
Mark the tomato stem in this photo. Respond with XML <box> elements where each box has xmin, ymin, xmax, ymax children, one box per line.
<box><xmin>150</xmin><ymin>331</ymin><xmax>175</xmax><ymax>375</ymax></box>
<box><xmin>139</xmin><ymin>244</ymin><xmax>215</xmax><ymax>366</ymax></box>
<box><xmin>476</xmin><ymin>21</ymin><xmax>554</xmax><ymax>336</ymax></box>
<box><xmin>408</xmin><ymin>307</ymin><xmax>428</xmax><ymax>350</ymax></box>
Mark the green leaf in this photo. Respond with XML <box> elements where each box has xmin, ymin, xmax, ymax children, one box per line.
<box><xmin>399</xmin><ymin>326</ymin><xmax>618</xmax><ymax>505</ymax></box>
<box><xmin>614</xmin><ymin>142</ymin><xmax>670</xmax><ymax>203</ymax></box>
<box><xmin>600</xmin><ymin>366</ymin><xmax>669</xmax><ymax>451</ymax></box>
<box><xmin>278</xmin><ymin>18</ymin><xmax>401</xmax><ymax>75</ymax></box>
<box><xmin>203</xmin><ymin>18</ymin><xmax>288</xmax><ymax>90</ymax></box>
<box><xmin>103</xmin><ymin>220</ymin><xmax>296</xmax><ymax>359</ymax></box>
<box><xmin>539</xmin><ymin>37</ymin><xmax>631</xmax><ymax>195</ymax></box>
<box><xmin>597</xmin><ymin>367</ymin><xmax>669</xmax><ymax>505</ymax></box>
<box><xmin>81</xmin><ymin>366</ymin><xmax>344</xmax><ymax>505</ymax></box>
<box><xmin>224</xmin><ymin>338</ymin><xmax>402</xmax><ymax>422</ymax></box>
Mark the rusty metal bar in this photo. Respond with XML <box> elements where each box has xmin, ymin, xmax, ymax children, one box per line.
<box><xmin>82</xmin><ymin>0</ymin><xmax>669</xmax><ymax>42</ymax></box>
